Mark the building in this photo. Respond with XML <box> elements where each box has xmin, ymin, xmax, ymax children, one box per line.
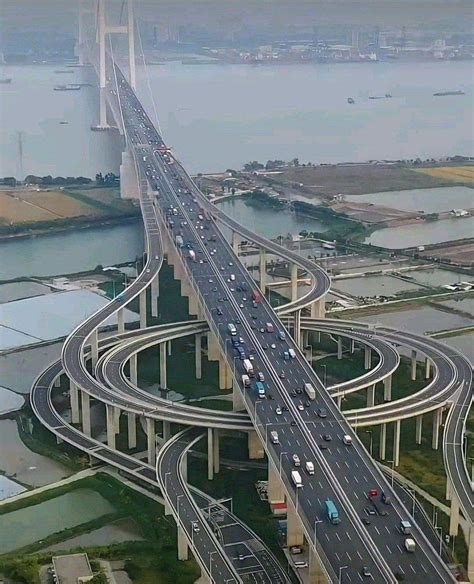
<box><xmin>52</xmin><ymin>553</ymin><xmax>93</xmax><ymax>584</ymax></box>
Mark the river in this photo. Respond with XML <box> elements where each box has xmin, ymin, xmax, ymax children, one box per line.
<box><xmin>1</xmin><ymin>60</ymin><xmax>472</xmax><ymax>178</ymax></box>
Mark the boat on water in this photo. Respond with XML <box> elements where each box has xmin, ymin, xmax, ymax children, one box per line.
<box><xmin>0</xmin><ymin>78</ymin><xmax>12</xmax><ymax>84</ymax></box>
<box><xmin>433</xmin><ymin>90</ymin><xmax>465</xmax><ymax>97</ymax></box>
<box><xmin>54</xmin><ymin>84</ymin><xmax>81</xmax><ymax>91</ymax></box>
<box><xmin>347</xmin><ymin>97</ymin><xmax>355</xmax><ymax>104</ymax></box>
<box><xmin>55</xmin><ymin>70</ymin><xmax>74</xmax><ymax>74</ymax></box>
<box><xmin>59</xmin><ymin>121</ymin><xmax>69</xmax><ymax>125</ymax></box>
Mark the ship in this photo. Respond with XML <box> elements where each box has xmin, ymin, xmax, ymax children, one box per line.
<box><xmin>54</xmin><ymin>84</ymin><xmax>81</xmax><ymax>91</ymax></box>
<box><xmin>347</xmin><ymin>97</ymin><xmax>355</xmax><ymax>104</ymax></box>
<box><xmin>433</xmin><ymin>90</ymin><xmax>465</xmax><ymax>97</ymax></box>
<box><xmin>0</xmin><ymin>78</ymin><xmax>12</xmax><ymax>84</ymax></box>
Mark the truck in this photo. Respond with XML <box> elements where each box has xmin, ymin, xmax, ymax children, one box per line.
<box><xmin>304</xmin><ymin>383</ymin><xmax>316</xmax><ymax>401</ymax></box>
<box><xmin>265</xmin><ymin>322</ymin><xmax>274</xmax><ymax>333</ymax></box>
<box><xmin>188</xmin><ymin>249</ymin><xmax>196</xmax><ymax>261</ymax></box>
<box><xmin>270</xmin><ymin>431</ymin><xmax>279</xmax><ymax>444</ymax></box>
<box><xmin>400</xmin><ymin>520</ymin><xmax>412</xmax><ymax>535</ymax></box>
<box><xmin>291</xmin><ymin>470</ymin><xmax>303</xmax><ymax>488</ymax></box>
<box><xmin>252</xmin><ymin>289</ymin><xmax>262</xmax><ymax>303</ymax></box>
<box><xmin>305</xmin><ymin>461</ymin><xmax>314</xmax><ymax>475</ymax></box>
<box><xmin>255</xmin><ymin>381</ymin><xmax>265</xmax><ymax>398</ymax></box>
<box><xmin>404</xmin><ymin>538</ymin><xmax>416</xmax><ymax>553</ymax></box>
<box><xmin>227</xmin><ymin>323</ymin><xmax>237</xmax><ymax>336</ymax></box>
<box><xmin>175</xmin><ymin>235</ymin><xmax>184</xmax><ymax>248</ymax></box>
<box><xmin>325</xmin><ymin>499</ymin><xmax>340</xmax><ymax>524</ymax></box>
<box><xmin>243</xmin><ymin>359</ymin><xmax>254</xmax><ymax>377</ymax></box>
<box><xmin>241</xmin><ymin>374</ymin><xmax>251</xmax><ymax>387</ymax></box>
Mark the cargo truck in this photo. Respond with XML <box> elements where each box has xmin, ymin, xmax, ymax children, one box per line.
<box><xmin>175</xmin><ymin>235</ymin><xmax>184</xmax><ymax>248</ymax></box>
<box><xmin>291</xmin><ymin>470</ymin><xmax>303</xmax><ymax>488</ymax></box>
<box><xmin>243</xmin><ymin>359</ymin><xmax>254</xmax><ymax>377</ymax></box>
<box><xmin>188</xmin><ymin>250</ymin><xmax>196</xmax><ymax>261</ymax></box>
<box><xmin>252</xmin><ymin>289</ymin><xmax>262</xmax><ymax>303</ymax></box>
<box><xmin>304</xmin><ymin>383</ymin><xmax>316</xmax><ymax>400</ymax></box>
<box><xmin>325</xmin><ymin>499</ymin><xmax>340</xmax><ymax>524</ymax></box>
<box><xmin>255</xmin><ymin>381</ymin><xmax>265</xmax><ymax>398</ymax></box>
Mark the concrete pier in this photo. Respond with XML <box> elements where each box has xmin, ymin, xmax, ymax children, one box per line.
<box><xmin>259</xmin><ymin>248</ymin><xmax>267</xmax><ymax>295</ymax></box>
<box><xmin>146</xmin><ymin>417</ymin><xmax>155</xmax><ymax>465</ymax></box>
<box><xmin>379</xmin><ymin>423</ymin><xmax>387</xmax><ymax>460</ymax></box>
<box><xmin>449</xmin><ymin>493</ymin><xmax>460</xmax><ymax>536</ymax></box>
<box><xmin>364</xmin><ymin>346</ymin><xmax>372</xmax><ymax>370</ymax></box>
<box><xmin>130</xmin><ymin>353</ymin><xmax>138</xmax><ymax>385</ymax></box>
<box><xmin>106</xmin><ymin>404</ymin><xmax>116</xmax><ymax>449</ymax></box>
<box><xmin>81</xmin><ymin>391</ymin><xmax>91</xmax><ymax>436</ymax></box>
<box><xmin>268</xmin><ymin>464</ymin><xmax>285</xmax><ymax>504</ymax></box>
<box><xmin>287</xmin><ymin>499</ymin><xmax>304</xmax><ymax>547</ymax></box>
<box><xmin>90</xmin><ymin>329</ymin><xmax>99</xmax><ymax>369</ymax></box>
<box><xmin>337</xmin><ymin>337</ymin><xmax>343</xmax><ymax>360</ymax></box>
<box><xmin>70</xmin><ymin>381</ymin><xmax>80</xmax><ymax>424</ymax></box>
<box><xmin>415</xmin><ymin>415</ymin><xmax>423</xmax><ymax>444</ymax></box>
<box><xmin>139</xmin><ymin>289</ymin><xmax>147</xmax><ymax>329</ymax></box>
<box><xmin>127</xmin><ymin>412</ymin><xmax>137</xmax><ymax>449</ymax></box>
<box><xmin>151</xmin><ymin>274</ymin><xmax>159</xmax><ymax>318</ymax></box>
<box><xmin>291</xmin><ymin>263</ymin><xmax>298</xmax><ymax>301</ymax></box>
<box><xmin>366</xmin><ymin>384</ymin><xmax>375</xmax><ymax>408</ymax></box>
<box><xmin>432</xmin><ymin>408</ymin><xmax>441</xmax><ymax>450</ymax></box>
<box><xmin>393</xmin><ymin>419</ymin><xmax>401</xmax><ymax>467</ymax></box>
<box><xmin>160</xmin><ymin>343</ymin><xmax>167</xmax><ymax>389</ymax></box>
<box><xmin>117</xmin><ymin>308</ymin><xmax>125</xmax><ymax>333</ymax></box>
<box><xmin>411</xmin><ymin>349</ymin><xmax>417</xmax><ymax>381</ymax></box>
<box><xmin>177</xmin><ymin>525</ymin><xmax>189</xmax><ymax>561</ymax></box>
<box><xmin>248</xmin><ymin>431</ymin><xmax>264</xmax><ymax>459</ymax></box>
<box><xmin>311</xmin><ymin>298</ymin><xmax>325</xmax><ymax>319</ymax></box>
<box><xmin>195</xmin><ymin>333</ymin><xmax>202</xmax><ymax>380</ymax></box>
<box><xmin>383</xmin><ymin>375</ymin><xmax>392</xmax><ymax>401</ymax></box>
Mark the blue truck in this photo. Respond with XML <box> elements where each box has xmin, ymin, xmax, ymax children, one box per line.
<box><xmin>325</xmin><ymin>499</ymin><xmax>340</xmax><ymax>524</ymax></box>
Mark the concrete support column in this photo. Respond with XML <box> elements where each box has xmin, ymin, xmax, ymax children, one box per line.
<box><xmin>139</xmin><ymin>289</ymin><xmax>147</xmax><ymax>329</ymax></box>
<box><xmin>350</xmin><ymin>339</ymin><xmax>355</xmax><ymax>354</ymax></box>
<box><xmin>311</xmin><ymin>298</ymin><xmax>325</xmax><ymax>319</ymax></box>
<box><xmin>54</xmin><ymin>375</ymin><xmax>61</xmax><ymax>388</ymax></box>
<box><xmin>468</xmin><ymin>526</ymin><xmax>474</xmax><ymax>582</ymax></box>
<box><xmin>337</xmin><ymin>337</ymin><xmax>343</xmax><ymax>360</ymax></box>
<box><xmin>188</xmin><ymin>293</ymin><xmax>200</xmax><ymax>317</ymax></box>
<box><xmin>415</xmin><ymin>415</ymin><xmax>423</xmax><ymax>444</ymax></box>
<box><xmin>70</xmin><ymin>381</ymin><xmax>80</xmax><ymax>424</ymax></box>
<box><xmin>106</xmin><ymin>404</ymin><xmax>116</xmax><ymax>450</ymax></box>
<box><xmin>393</xmin><ymin>419</ymin><xmax>401</xmax><ymax>467</ymax></box>
<box><xmin>248</xmin><ymin>430</ymin><xmax>264</xmax><ymax>459</ymax></box>
<box><xmin>302</xmin><ymin>330</ymin><xmax>309</xmax><ymax>349</ymax></box>
<box><xmin>366</xmin><ymin>384</ymin><xmax>375</xmax><ymax>408</ymax></box>
<box><xmin>207</xmin><ymin>428</ymin><xmax>214</xmax><ymax>480</ymax></box>
<box><xmin>117</xmin><ymin>308</ymin><xmax>125</xmax><ymax>333</ymax></box>
<box><xmin>159</xmin><ymin>343</ymin><xmax>167</xmax><ymax>389</ymax></box>
<box><xmin>308</xmin><ymin>545</ymin><xmax>328</xmax><ymax>584</ymax></box>
<box><xmin>195</xmin><ymin>333</ymin><xmax>202</xmax><ymax>380</ymax></box>
<box><xmin>449</xmin><ymin>494</ymin><xmax>460</xmax><ymax>536</ymax></box>
<box><xmin>232</xmin><ymin>380</ymin><xmax>245</xmax><ymax>411</ymax></box>
<box><xmin>146</xmin><ymin>417</ymin><xmax>155</xmax><ymax>466</ymax></box>
<box><xmin>268</xmin><ymin>464</ymin><xmax>285</xmax><ymax>504</ymax></box>
<box><xmin>425</xmin><ymin>357</ymin><xmax>431</xmax><ymax>379</ymax></box>
<box><xmin>364</xmin><ymin>346</ymin><xmax>372</xmax><ymax>370</ymax></box>
<box><xmin>127</xmin><ymin>412</ymin><xmax>137</xmax><ymax>449</ymax></box>
<box><xmin>213</xmin><ymin>428</ymin><xmax>220</xmax><ymax>475</ymax></box>
<box><xmin>168</xmin><ymin>340</ymin><xmax>172</xmax><ymax>356</ymax></box>
<box><xmin>218</xmin><ymin>357</ymin><xmax>232</xmax><ymax>390</ymax></box>
<box><xmin>130</xmin><ymin>353</ymin><xmax>138</xmax><ymax>385</ymax></box>
<box><xmin>177</xmin><ymin>526</ymin><xmax>189</xmax><ymax>561</ymax></box>
<box><xmin>293</xmin><ymin>310</ymin><xmax>301</xmax><ymax>348</ymax></box>
<box><xmin>207</xmin><ymin>331</ymin><xmax>220</xmax><ymax>361</ymax></box>
<box><xmin>336</xmin><ymin>395</ymin><xmax>342</xmax><ymax>409</ymax></box>
<box><xmin>232</xmin><ymin>231</ymin><xmax>239</xmax><ymax>255</ymax></box>
<box><xmin>114</xmin><ymin>406</ymin><xmax>120</xmax><ymax>433</ymax></box>
<box><xmin>383</xmin><ymin>375</ymin><xmax>392</xmax><ymax>401</ymax></box>
<box><xmin>287</xmin><ymin>499</ymin><xmax>304</xmax><ymax>547</ymax></box>
<box><xmin>81</xmin><ymin>391</ymin><xmax>91</xmax><ymax>436</ymax></box>
<box><xmin>90</xmin><ymin>329</ymin><xmax>99</xmax><ymax>369</ymax></box>
<box><xmin>151</xmin><ymin>274</ymin><xmax>159</xmax><ymax>318</ymax></box>
<box><xmin>411</xmin><ymin>349</ymin><xmax>417</xmax><ymax>381</ymax></box>
<box><xmin>446</xmin><ymin>478</ymin><xmax>452</xmax><ymax>501</ymax></box>
<box><xmin>259</xmin><ymin>248</ymin><xmax>266</xmax><ymax>294</ymax></box>
<box><xmin>379</xmin><ymin>423</ymin><xmax>387</xmax><ymax>460</ymax></box>
<box><xmin>163</xmin><ymin>420</ymin><xmax>170</xmax><ymax>442</ymax></box>
<box><xmin>432</xmin><ymin>408</ymin><xmax>441</xmax><ymax>450</ymax></box>
<box><xmin>291</xmin><ymin>263</ymin><xmax>298</xmax><ymax>301</ymax></box>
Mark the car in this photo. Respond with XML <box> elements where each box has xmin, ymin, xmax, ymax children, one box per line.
<box><xmin>267</xmin><ymin>393</ymin><xmax>274</xmax><ymax>400</ymax></box>
<box><xmin>305</xmin><ymin>401</ymin><xmax>311</xmax><ymax>407</ymax></box>
<box><xmin>238</xmin><ymin>554</ymin><xmax>245</xmax><ymax>561</ymax></box>
<box><xmin>298</xmin><ymin>404</ymin><xmax>304</xmax><ymax>411</ymax></box>
<box><xmin>318</xmin><ymin>443</ymin><xmax>328</xmax><ymax>450</ymax></box>
<box><xmin>242</xmin><ymin>297</ymin><xmax>247</xmax><ymax>301</ymax></box>
<box><xmin>218</xmin><ymin>298</ymin><xmax>223</xmax><ymax>302</ymax></box>
<box><xmin>279</xmin><ymin>371</ymin><xmax>286</xmax><ymax>378</ymax></box>
<box><xmin>362</xmin><ymin>517</ymin><xmax>371</xmax><ymax>526</ymax></box>
<box><xmin>276</xmin><ymin>406</ymin><xmax>282</xmax><ymax>415</ymax></box>
<box><xmin>239</xmin><ymin>303</ymin><xmax>244</xmax><ymax>308</ymax></box>
<box><xmin>217</xmin><ymin>308</ymin><xmax>223</xmax><ymax>316</ymax></box>
<box><xmin>191</xmin><ymin>521</ymin><xmax>200</xmax><ymax>533</ymax></box>
<box><xmin>257</xmin><ymin>372</ymin><xmax>264</xmax><ymax>382</ymax></box>
<box><xmin>235</xmin><ymin>319</ymin><xmax>241</xmax><ymax>324</ymax></box>
<box><xmin>220</xmin><ymin>266</ymin><xmax>225</xmax><ymax>271</ymax></box>
<box><xmin>290</xmin><ymin>391</ymin><xmax>297</xmax><ymax>397</ymax></box>
<box><xmin>208</xmin><ymin>278</ymin><xmax>213</xmax><ymax>283</ymax></box>
<box><xmin>251</xmin><ymin>314</ymin><xmax>258</xmax><ymax>320</ymax></box>
<box><xmin>270</xmin><ymin>343</ymin><xmax>276</xmax><ymax>349</ymax></box>
<box><xmin>282</xmin><ymin>405</ymin><xmax>289</xmax><ymax>412</ymax></box>
<box><xmin>296</xmin><ymin>388</ymin><xmax>303</xmax><ymax>395</ymax></box>
<box><xmin>228</xmin><ymin>262</ymin><xmax>233</xmax><ymax>266</ymax></box>
<box><xmin>365</xmin><ymin>507</ymin><xmax>376</xmax><ymax>516</ymax></box>
<box><xmin>262</xmin><ymin>344</ymin><xmax>269</xmax><ymax>350</ymax></box>
<box><xmin>212</xmin><ymin>287</ymin><xmax>218</xmax><ymax>292</ymax></box>
<box><xmin>322</xmin><ymin>434</ymin><xmax>332</xmax><ymax>442</ymax></box>
<box><xmin>146</xmin><ymin>268</ymin><xmax>150</xmax><ymax>273</ymax></box>
<box><xmin>317</xmin><ymin>408</ymin><xmax>327</xmax><ymax>418</ymax></box>
<box><xmin>290</xmin><ymin>420</ymin><xmax>297</xmax><ymax>426</ymax></box>
<box><xmin>361</xmin><ymin>567</ymin><xmax>372</xmax><ymax>578</ymax></box>
<box><xmin>199</xmin><ymin>259</ymin><xmax>204</xmax><ymax>263</ymax></box>
<box><xmin>260</xmin><ymin>328</ymin><xmax>265</xmax><ymax>333</ymax></box>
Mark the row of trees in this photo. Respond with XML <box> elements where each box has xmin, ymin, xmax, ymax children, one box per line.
<box><xmin>0</xmin><ymin>171</ymin><xmax>119</xmax><ymax>187</ymax></box>
<box><xmin>243</xmin><ymin>158</ymin><xmax>303</xmax><ymax>172</ymax></box>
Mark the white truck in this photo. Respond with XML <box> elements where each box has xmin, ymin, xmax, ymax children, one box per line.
<box><xmin>305</xmin><ymin>461</ymin><xmax>315</xmax><ymax>475</ymax></box>
<box><xmin>241</xmin><ymin>374</ymin><xmax>251</xmax><ymax>387</ymax></box>
<box><xmin>243</xmin><ymin>359</ymin><xmax>254</xmax><ymax>377</ymax></box>
<box><xmin>304</xmin><ymin>383</ymin><xmax>316</xmax><ymax>401</ymax></box>
<box><xmin>270</xmin><ymin>431</ymin><xmax>279</xmax><ymax>444</ymax></box>
<box><xmin>404</xmin><ymin>538</ymin><xmax>416</xmax><ymax>553</ymax></box>
<box><xmin>188</xmin><ymin>249</ymin><xmax>196</xmax><ymax>261</ymax></box>
<box><xmin>291</xmin><ymin>470</ymin><xmax>303</xmax><ymax>488</ymax></box>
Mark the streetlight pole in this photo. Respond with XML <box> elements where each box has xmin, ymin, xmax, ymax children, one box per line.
<box><xmin>339</xmin><ymin>565</ymin><xmax>348</xmax><ymax>583</ymax></box>
<box><xmin>386</xmin><ymin>459</ymin><xmax>395</xmax><ymax>487</ymax></box>
<box><xmin>435</xmin><ymin>526</ymin><xmax>443</xmax><ymax>557</ymax></box>
<box><xmin>321</xmin><ymin>363</ymin><xmax>327</xmax><ymax>386</ymax></box>
<box><xmin>314</xmin><ymin>519</ymin><xmax>323</xmax><ymax>548</ymax></box>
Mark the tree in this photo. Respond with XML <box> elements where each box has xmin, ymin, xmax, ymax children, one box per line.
<box><xmin>96</xmin><ymin>172</ymin><xmax>104</xmax><ymax>185</ymax></box>
<box><xmin>290</xmin><ymin>157</ymin><xmax>300</xmax><ymax>167</ymax></box>
<box><xmin>243</xmin><ymin>161</ymin><xmax>264</xmax><ymax>172</ymax></box>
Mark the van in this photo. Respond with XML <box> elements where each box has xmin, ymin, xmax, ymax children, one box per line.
<box><xmin>283</xmin><ymin>351</ymin><xmax>290</xmax><ymax>361</ymax></box>
<box><xmin>404</xmin><ymin>538</ymin><xmax>416</xmax><ymax>553</ymax></box>
<box><xmin>305</xmin><ymin>461</ymin><xmax>315</xmax><ymax>475</ymax></box>
<box><xmin>278</xmin><ymin>330</ymin><xmax>286</xmax><ymax>340</ymax></box>
<box><xmin>400</xmin><ymin>520</ymin><xmax>412</xmax><ymax>535</ymax></box>
<box><xmin>265</xmin><ymin>323</ymin><xmax>274</xmax><ymax>333</ymax></box>
<box><xmin>292</xmin><ymin>454</ymin><xmax>301</xmax><ymax>467</ymax></box>
<box><xmin>270</xmin><ymin>431</ymin><xmax>279</xmax><ymax>444</ymax></box>
<box><xmin>227</xmin><ymin>323</ymin><xmax>237</xmax><ymax>336</ymax></box>
<box><xmin>342</xmin><ymin>435</ymin><xmax>352</xmax><ymax>445</ymax></box>
<box><xmin>256</xmin><ymin>381</ymin><xmax>265</xmax><ymax>398</ymax></box>
<box><xmin>288</xmin><ymin>348</ymin><xmax>296</xmax><ymax>359</ymax></box>
<box><xmin>230</xmin><ymin>274</ymin><xmax>235</xmax><ymax>281</ymax></box>
<box><xmin>241</xmin><ymin>374</ymin><xmax>250</xmax><ymax>387</ymax></box>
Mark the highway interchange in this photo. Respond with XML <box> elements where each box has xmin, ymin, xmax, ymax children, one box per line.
<box><xmin>29</xmin><ymin>52</ymin><xmax>472</xmax><ymax>583</ymax></box>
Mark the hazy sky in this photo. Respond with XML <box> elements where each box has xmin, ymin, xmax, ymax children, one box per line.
<box><xmin>0</xmin><ymin>1</ymin><xmax>472</xmax><ymax>37</ymax></box>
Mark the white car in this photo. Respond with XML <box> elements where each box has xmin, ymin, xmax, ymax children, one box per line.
<box><xmin>298</xmin><ymin>404</ymin><xmax>304</xmax><ymax>411</ymax></box>
<box><xmin>276</xmin><ymin>406</ymin><xmax>282</xmax><ymax>415</ymax></box>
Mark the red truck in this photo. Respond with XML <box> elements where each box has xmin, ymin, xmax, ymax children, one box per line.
<box><xmin>252</xmin><ymin>289</ymin><xmax>262</xmax><ymax>303</ymax></box>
